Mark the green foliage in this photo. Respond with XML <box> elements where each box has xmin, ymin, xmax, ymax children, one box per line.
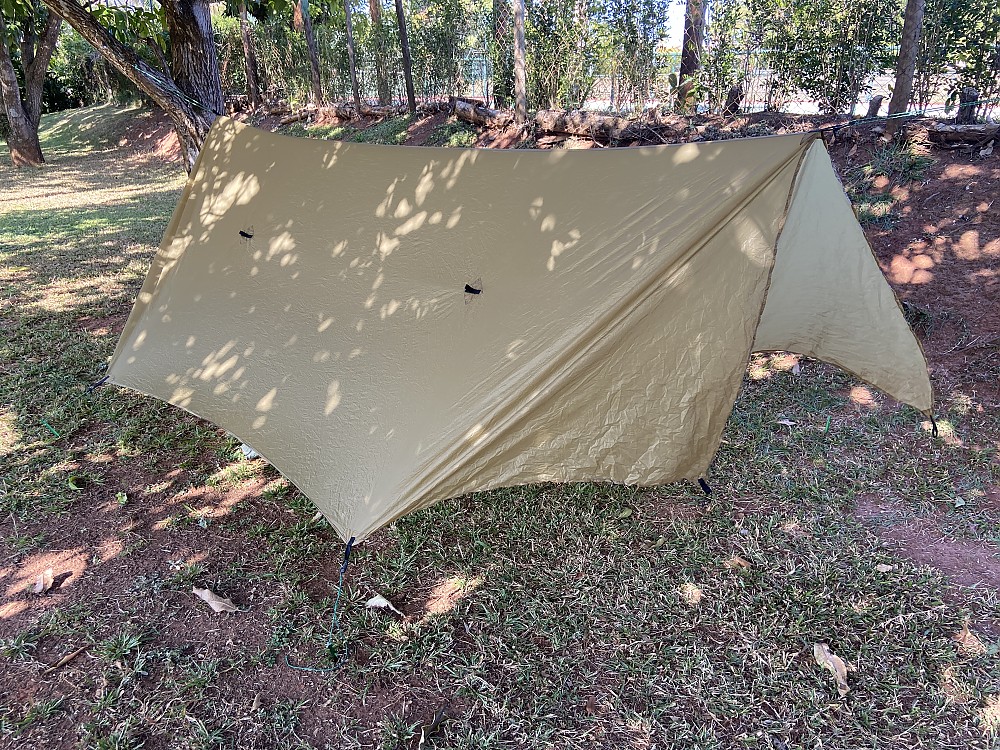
<box><xmin>845</xmin><ymin>143</ymin><xmax>935</xmax><ymax>231</ymax></box>
<box><xmin>49</xmin><ymin>28</ymin><xmax>143</xmax><ymax>108</ymax></box>
<box><xmin>916</xmin><ymin>0</ymin><xmax>1000</xmax><ymax>119</ymax></box>
<box><xmin>524</xmin><ymin>0</ymin><xmax>595</xmax><ymax>110</ymax></box>
<box><xmin>593</xmin><ymin>0</ymin><xmax>670</xmax><ymax>112</ymax></box>
<box><xmin>702</xmin><ymin>0</ymin><xmax>901</xmax><ymax>115</ymax></box>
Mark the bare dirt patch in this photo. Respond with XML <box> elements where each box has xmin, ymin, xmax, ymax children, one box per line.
<box><xmin>115</xmin><ymin>109</ymin><xmax>181</xmax><ymax>163</ymax></box>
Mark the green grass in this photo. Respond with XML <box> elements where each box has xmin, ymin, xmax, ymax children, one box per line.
<box><xmin>426</xmin><ymin>119</ymin><xmax>479</xmax><ymax>148</ymax></box>
<box><xmin>349</xmin><ymin>114</ymin><xmax>414</xmax><ymax>145</ymax></box>
<box><xmin>845</xmin><ymin>141</ymin><xmax>935</xmax><ymax>230</ymax></box>
<box><xmin>0</xmin><ymin>105</ymin><xmax>997</xmax><ymax>749</ymax></box>
<box><xmin>284</xmin><ymin>122</ymin><xmax>348</xmax><ymax>140</ymax></box>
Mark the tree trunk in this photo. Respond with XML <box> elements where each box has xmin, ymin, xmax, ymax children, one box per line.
<box><xmin>0</xmin><ymin>6</ymin><xmax>60</xmax><ymax>166</ymax></box>
<box><xmin>886</xmin><ymin>0</ymin><xmax>925</xmax><ymax>137</ymax></box>
<box><xmin>0</xmin><ymin>58</ymin><xmax>44</xmax><ymax>166</ymax></box>
<box><xmin>163</xmin><ymin>0</ymin><xmax>225</xmax><ymax>117</ymax></box>
<box><xmin>722</xmin><ymin>84</ymin><xmax>743</xmax><ymax>117</ymax></box>
<box><xmin>239</xmin><ymin>1</ymin><xmax>262</xmax><ymax>108</ymax></box>
<box><xmin>295</xmin><ymin>0</ymin><xmax>324</xmax><ymax>105</ymax></box>
<box><xmin>343</xmin><ymin>0</ymin><xmax>362</xmax><ymax>109</ymax></box>
<box><xmin>368</xmin><ymin>0</ymin><xmax>390</xmax><ymax>105</ymax></box>
<box><xmin>393</xmin><ymin>0</ymin><xmax>416</xmax><ymax>112</ymax></box>
<box><xmin>956</xmin><ymin>86</ymin><xmax>979</xmax><ymax>124</ymax></box>
<box><xmin>40</xmin><ymin>0</ymin><xmax>218</xmax><ymax>171</ymax></box>
<box><xmin>512</xmin><ymin>0</ymin><xmax>526</xmax><ymax>123</ymax></box>
<box><xmin>865</xmin><ymin>95</ymin><xmax>884</xmax><ymax>118</ymax></box>
<box><xmin>678</xmin><ymin>0</ymin><xmax>707</xmax><ymax>104</ymax></box>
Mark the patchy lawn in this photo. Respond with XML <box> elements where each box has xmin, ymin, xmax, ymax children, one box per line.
<box><xmin>0</xmin><ymin>106</ymin><xmax>998</xmax><ymax>750</ymax></box>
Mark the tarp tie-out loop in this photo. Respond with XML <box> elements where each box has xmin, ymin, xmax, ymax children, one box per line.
<box><xmin>698</xmin><ymin>478</ymin><xmax>712</xmax><ymax>496</ymax></box>
<box><xmin>285</xmin><ymin>535</ymin><xmax>356</xmax><ymax>673</ymax></box>
<box><xmin>930</xmin><ymin>417</ymin><xmax>939</xmax><ymax>439</ymax></box>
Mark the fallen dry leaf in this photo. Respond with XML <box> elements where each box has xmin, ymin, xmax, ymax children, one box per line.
<box><xmin>584</xmin><ymin>695</ymin><xmax>598</xmax><ymax>715</ymax></box>
<box><xmin>42</xmin><ymin>645</ymin><xmax>89</xmax><ymax>674</ymax></box>
<box><xmin>724</xmin><ymin>555</ymin><xmax>751</xmax><ymax>570</ymax></box>
<box><xmin>953</xmin><ymin>622</ymin><xmax>986</xmax><ymax>657</ymax></box>
<box><xmin>366</xmin><ymin>594</ymin><xmax>403</xmax><ymax>616</ymax></box>
<box><xmin>679</xmin><ymin>582</ymin><xmax>703</xmax><ymax>606</ymax></box>
<box><xmin>875</xmin><ymin>564</ymin><xmax>894</xmax><ymax>573</ymax></box>
<box><xmin>813</xmin><ymin>642</ymin><xmax>850</xmax><ymax>696</ymax></box>
<box><xmin>792</xmin><ymin>362</ymin><xmax>802</xmax><ymax>375</ymax></box>
<box><xmin>191</xmin><ymin>587</ymin><xmax>238</xmax><ymax>613</ymax></box>
<box><xmin>776</xmin><ymin>419</ymin><xmax>797</xmax><ymax>427</ymax></box>
<box><xmin>32</xmin><ymin>568</ymin><xmax>54</xmax><ymax>595</ymax></box>
<box><xmin>417</xmin><ymin>707</ymin><xmax>447</xmax><ymax>750</ymax></box>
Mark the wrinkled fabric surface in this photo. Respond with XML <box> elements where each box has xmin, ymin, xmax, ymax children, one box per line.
<box><xmin>108</xmin><ymin>119</ymin><xmax>931</xmax><ymax>541</ymax></box>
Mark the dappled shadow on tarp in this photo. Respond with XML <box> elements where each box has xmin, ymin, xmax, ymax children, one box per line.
<box><xmin>106</xmin><ymin>121</ymin><xmax>929</xmax><ymax>541</ymax></box>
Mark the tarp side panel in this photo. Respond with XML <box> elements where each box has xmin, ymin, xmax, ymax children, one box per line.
<box><xmin>360</xmin><ymin>157</ymin><xmax>803</xmax><ymax>539</ymax></box>
<box><xmin>753</xmin><ymin>141</ymin><xmax>933</xmax><ymax>412</ymax></box>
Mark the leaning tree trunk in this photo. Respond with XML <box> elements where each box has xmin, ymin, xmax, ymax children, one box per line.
<box><xmin>886</xmin><ymin>0</ymin><xmax>925</xmax><ymax>137</ymax></box>
<box><xmin>239</xmin><ymin>1</ymin><xmax>262</xmax><ymax>108</ymax></box>
<box><xmin>295</xmin><ymin>0</ymin><xmax>324</xmax><ymax>105</ymax></box>
<box><xmin>40</xmin><ymin>0</ymin><xmax>220</xmax><ymax>170</ymax></box>
<box><xmin>0</xmin><ymin>8</ymin><xmax>61</xmax><ymax>167</ymax></box>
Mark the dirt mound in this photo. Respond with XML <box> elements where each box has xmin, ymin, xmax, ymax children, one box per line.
<box><xmin>115</xmin><ymin>108</ymin><xmax>181</xmax><ymax>162</ymax></box>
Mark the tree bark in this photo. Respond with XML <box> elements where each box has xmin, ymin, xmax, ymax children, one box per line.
<box><xmin>368</xmin><ymin>0</ymin><xmax>390</xmax><ymax>105</ymax></box>
<box><xmin>393</xmin><ymin>0</ymin><xmax>416</xmax><ymax>112</ymax></box>
<box><xmin>512</xmin><ymin>0</ymin><xmax>526</xmax><ymax>123</ymax></box>
<box><xmin>956</xmin><ymin>86</ymin><xmax>979</xmax><ymax>124</ymax></box>
<box><xmin>343</xmin><ymin>0</ymin><xmax>362</xmax><ymax>108</ymax></box>
<box><xmin>886</xmin><ymin>0</ymin><xmax>925</xmax><ymax>137</ymax></box>
<box><xmin>0</xmin><ymin>6</ymin><xmax>60</xmax><ymax>166</ymax></box>
<box><xmin>295</xmin><ymin>0</ymin><xmax>324</xmax><ymax>105</ymax></box>
<box><xmin>678</xmin><ymin>0</ymin><xmax>707</xmax><ymax>105</ymax></box>
<box><xmin>865</xmin><ymin>95</ymin><xmax>884</xmax><ymax>118</ymax></box>
<box><xmin>40</xmin><ymin>0</ymin><xmax>219</xmax><ymax>171</ymax></box>
<box><xmin>239</xmin><ymin>1</ymin><xmax>262</xmax><ymax>108</ymax></box>
<box><xmin>722</xmin><ymin>84</ymin><xmax>743</xmax><ymax>117</ymax></box>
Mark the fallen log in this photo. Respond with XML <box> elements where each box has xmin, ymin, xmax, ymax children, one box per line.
<box><xmin>453</xmin><ymin>99</ymin><xmax>511</xmax><ymax>128</ymax></box>
<box><xmin>927</xmin><ymin>123</ymin><xmax>999</xmax><ymax>146</ymax></box>
<box><xmin>279</xmin><ymin>111</ymin><xmax>310</xmax><ymax>125</ymax></box>
<box><xmin>358</xmin><ymin>104</ymin><xmax>406</xmax><ymax>118</ymax></box>
<box><xmin>533</xmin><ymin>109</ymin><xmax>635</xmax><ymax>140</ymax></box>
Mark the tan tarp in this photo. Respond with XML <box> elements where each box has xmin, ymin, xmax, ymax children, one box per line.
<box><xmin>108</xmin><ymin>118</ymin><xmax>932</xmax><ymax>541</ymax></box>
